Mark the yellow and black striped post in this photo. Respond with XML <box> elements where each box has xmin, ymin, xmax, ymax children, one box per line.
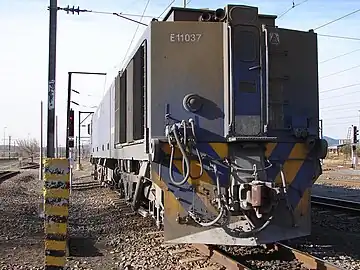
<box><xmin>43</xmin><ymin>158</ymin><xmax>70</xmax><ymax>269</ymax></box>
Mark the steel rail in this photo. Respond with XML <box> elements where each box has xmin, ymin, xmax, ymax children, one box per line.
<box><xmin>193</xmin><ymin>244</ymin><xmax>252</xmax><ymax>270</ymax></box>
<box><xmin>0</xmin><ymin>171</ymin><xmax>20</xmax><ymax>183</ymax></box>
<box><xmin>311</xmin><ymin>195</ymin><xmax>360</xmax><ymax>214</ymax></box>
<box><xmin>275</xmin><ymin>243</ymin><xmax>345</xmax><ymax>270</ymax></box>
<box><xmin>193</xmin><ymin>242</ymin><xmax>344</xmax><ymax>270</ymax></box>
<box><xmin>20</xmin><ymin>164</ymin><xmax>40</xmax><ymax>170</ymax></box>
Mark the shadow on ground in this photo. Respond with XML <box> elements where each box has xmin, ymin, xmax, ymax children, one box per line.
<box><xmin>68</xmin><ymin>236</ymin><xmax>103</xmax><ymax>257</ymax></box>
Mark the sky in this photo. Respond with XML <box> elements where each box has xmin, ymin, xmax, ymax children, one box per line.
<box><xmin>0</xmin><ymin>0</ymin><xmax>360</xmax><ymax>148</ymax></box>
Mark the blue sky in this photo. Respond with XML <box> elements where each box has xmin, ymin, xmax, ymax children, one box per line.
<box><xmin>0</xmin><ymin>0</ymin><xmax>360</xmax><ymax>146</ymax></box>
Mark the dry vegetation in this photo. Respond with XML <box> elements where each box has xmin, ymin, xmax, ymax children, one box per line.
<box><xmin>15</xmin><ymin>138</ymin><xmax>39</xmax><ymax>163</ymax></box>
<box><xmin>323</xmin><ymin>146</ymin><xmax>359</xmax><ymax>170</ymax></box>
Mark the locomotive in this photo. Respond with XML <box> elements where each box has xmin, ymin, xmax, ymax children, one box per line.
<box><xmin>89</xmin><ymin>4</ymin><xmax>328</xmax><ymax>246</ymax></box>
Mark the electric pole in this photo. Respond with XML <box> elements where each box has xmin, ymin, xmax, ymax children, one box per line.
<box><xmin>8</xmin><ymin>136</ymin><xmax>11</xmax><ymax>159</ymax></box>
<box><xmin>66</xmin><ymin>72</ymin><xmax>72</xmax><ymax>158</ymax></box>
<box><xmin>78</xmin><ymin>111</ymin><xmax>81</xmax><ymax>169</ymax></box>
<box><xmin>353</xmin><ymin>126</ymin><xmax>358</xmax><ymax>169</ymax></box>
<box><xmin>3</xmin><ymin>127</ymin><xmax>6</xmax><ymax>156</ymax></box>
<box><xmin>47</xmin><ymin>0</ymin><xmax>57</xmax><ymax>158</ymax></box>
<box><xmin>319</xmin><ymin>119</ymin><xmax>323</xmax><ymax>139</ymax></box>
<box><xmin>40</xmin><ymin>101</ymin><xmax>43</xmax><ymax>181</ymax></box>
<box><xmin>76</xmin><ymin>111</ymin><xmax>94</xmax><ymax>170</ymax></box>
<box><xmin>66</xmin><ymin>72</ymin><xmax>106</xmax><ymax>159</ymax></box>
<box><xmin>56</xmin><ymin>115</ymin><xmax>58</xmax><ymax>157</ymax></box>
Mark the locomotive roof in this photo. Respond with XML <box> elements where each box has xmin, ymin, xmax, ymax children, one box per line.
<box><xmin>162</xmin><ymin>6</ymin><xmax>277</xmax><ymax>22</ymax></box>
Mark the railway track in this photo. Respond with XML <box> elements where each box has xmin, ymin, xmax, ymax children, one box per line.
<box><xmin>311</xmin><ymin>195</ymin><xmax>360</xmax><ymax>214</ymax></box>
<box><xmin>71</xmin><ymin>179</ymin><xmax>101</xmax><ymax>190</ymax></box>
<box><xmin>142</xmin><ymin>230</ymin><xmax>344</xmax><ymax>270</ymax></box>
<box><xmin>272</xmin><ymin>243</ymin><xmax>343</xmax><ymax>270</ymax></box>
<box><xmin>79</xmin><ymin>180</ymin><xmax>343</xmax><ymax>270</ymax></box>
<box><xmin>20</xmin><ymin>163</ymin><xmax>40</xmax><ymax>170</ymax></box>
<box><xmin>67</xmin><ymin>179</ymin><xmax>347</xmax><ymax>270</ymax></box>
<box><xmin>0</xmin><ymin>170</ymin><xmax>20</xmax><ymax>183</ymax></box>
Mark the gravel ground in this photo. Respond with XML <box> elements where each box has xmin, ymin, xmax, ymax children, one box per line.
<box><xmin>286</xmin><ymin>206</ymin><xmax>360</xmax><ymax>270</ymax></box>
<box><xmin>287</xmin><ymin>163</ymin><xmax>360</xmax><ymax>270</ymax></box>
<box><xmin>2</xmin><ymin>160</ymin><xmax>359</xmax><ymax>270</ymax></box>
<box><xmin>0</xmin><ymin>169</ymin><xmax>43</xmax><ymax>270</ymax></box>
<box><xmin>218</xmin><ymin>162</ymin><xmax>360</xmax><ymax>270</ymax></box>
<box><xmin>312</xmin><ymin>162</ymin><xmax>360</xmax><ymax>202</ymax></box>
<box><xmin>0</xmin><ymin>161</ymin><xmax>21</xmax><ymax>171</ymax></box>
<box><xmin>220</xmin><ymin>245</ymin><xmax>305</xmax><ymax>270</ymax></box>
<box><xmin>218</xmin><ymin>203</ymin><xmax>360</xmax><ymax>270</ymax></box>
<box><xmin>0</xmin><ymin>163</ymin><xmax>222</xmax><ymax>269</ymax></box>
<box><xmin>67</xmin><ymin>169</ymin><xmax>222</xmax><ymax>270</ymax></box>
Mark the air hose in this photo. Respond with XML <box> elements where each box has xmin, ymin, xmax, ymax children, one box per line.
<box><xmin>167</xmin><ymin>119</ymin><xmax>203</xmax><ymax>186</ymax></box>
<box><xmin>168</xmin><ymin>123</ymin><xmax>191</xmax><ymax>186</ymax></box>
<box><xmin>182</xmin><ymin>119</ymin><xmax>203</xmax><ymax>180</ymax></box>
<box><xmin>188</xmin><ymin>163</ymin><xmax>227</xmax><ymax>227</ymax></box>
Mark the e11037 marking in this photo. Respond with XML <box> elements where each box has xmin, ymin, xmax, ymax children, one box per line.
<box><xmin>170</xmin><ymin>33</ymin><xmax>202</xmax><ymax>43</ymax></box>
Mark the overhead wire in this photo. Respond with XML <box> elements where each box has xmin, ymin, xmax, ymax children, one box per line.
<box><xmin>320</xmin><ymin>64</ymin><xmax>360</xmax><ymax>79</ymax></box>
<box><xmin>277</xmin><ymin>0</ymin><xmax>309</xmax><ymax>19</ymax></box>
<box><xmin>119</xmin><ymin>0</ymin><xmax>151</xmax><ymax>70</ymax></box>
<box><xmin>321</xmin><ymin>106</ymin><xmax>360</xmax><ymax>112</ymax></box>
<box><xmin>317</xmin><ymin>34</ymin><xmax>360</xmax><ymax>41</ymax></box>
<box><xmin>320</xmin><ymin>48</ymin><xmax>360</xmax><ymax>64</ymax></box>
<box><xmin>313</xmin><ymin>6</ymin><xmax>360</xmax><ymax>109</ymax></box>
<box><xmin>320</xmin><ymin>83</ymin><xmax>360</xmax><ymax>94</ymax></box>
<box><xmin>321</xmin><ymin>115</ymin><xmax>359</xmax><ymax>121</ymax></box>
<box><xmin>321</xmin><ymin>89</ymin><xmax>360</xmax><ymax>100</ymax></box>
<box><xmin>312</xmin><ymin>8</ymin><xmax>360</xmax><ymax>30</ymax></box>
<box><xmin>114</xmin><ymin>0</ymin><xmax>175</xmax><ymax>73</ymax></box>
<box><xmin>157</xmin><ymin>0</ymin><xmax>176</xmax><ymax>19</ymax></box>
<box><xmin>82</xmin><ymin>3</ymin><xmax>360</xmax><ymax>126</ymax></box>
<box><xmin>325</xmin><ymin>120</ymin><xmax>357</xmax><ymax>126</ymax></box>
<box><xmin>57</xmin><ymin>6</ymin><xmax>152</xmax><ymax>25</ymax></box>
<box><xmin>313</xmin><ymin>8</ymin><xmax>360</xmax><ymax>126</ymax></box>
<box><xmin>311</xmin><ymin>6</ymin><xmax>360</xmax><ymax>85</ymax></box>
<box><xmin>321</xmin><ymin>101</ymin><xmax>360</xmax><ymax>109</ymax></box>
<box><xmin>91</xmin><ymin>10</ymin><xmax>155</xmax><ymax>18</ymax></box>
<box><xmin>80</xmin><ymin>104</ymin><xmax>98</xmax><ymax>109</ymax></box>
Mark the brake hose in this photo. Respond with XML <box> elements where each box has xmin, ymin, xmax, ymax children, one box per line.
<box><xmin>280</xmin><ymin>165</ymin><xmax>296</xmax><ymax>227</ymax></box>
<box><xmin>188</xmin><ymin>163</ymin><xmax>226</xmax><ymax>227</ymax></box>
<box><xmin>168</xmin><ymin>124</ymin><xmax>191</xmax><ymax>186</ymax></box>
<box><xmin>189</xmin><ymin>119</ymin><xmax>204</xmax><ymax>179</ymax></box>
<box><xmin>181</xmin><ymin>120</ymin><xmax>188</xmax><ymax>177</ymax></box>
<box><xmin>180</xmin><ymin>119</ymin><xmax>204</xmax><ymax>180</ymax></box>
<box><xmin>189</xmin><ymin>203</ymin><xmax>226</xmax><ymax>227</ymax></box>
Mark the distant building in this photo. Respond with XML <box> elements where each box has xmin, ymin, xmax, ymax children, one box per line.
<box><xmin>327</xmin><ymin>138</ymin><xmax>351</xmax><ymax>155</ymax></box>
<box><xmin>328</xmin><ymin>145</ymin><xmax>338</xmax><ymax>154</ymax></box>
<box><xmin>338</xmin><ymin>139</ymin><xmax>351</xmax><ymax>145</ymax></box>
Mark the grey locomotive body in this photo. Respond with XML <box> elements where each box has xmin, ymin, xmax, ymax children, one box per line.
<box><xmin>90</xmin><ymin>4</ymin><xmax>327</xmax><ymax>246</ymax></box>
